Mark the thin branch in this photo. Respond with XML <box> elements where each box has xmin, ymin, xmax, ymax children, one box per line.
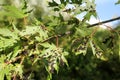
<box><xmin>5</xmin><ymin>56</ymin><xmax>22</xmax><ymax>65</ymax></box>
<box><xmin>41</xmin><ymin>31</ymin><xmax>72</xmax><ymax>43</ymax></box>
<box><xmin>20</xmin><ymin>56</ymin><xmax>25</xmax><ymax>64</ymax></box>
<box><xmin>87</xmin><ymin>16</ymin><xmax>120</xmax><ymax>28</ymax></box>
<box><xmin>41</xmin><ymin>16</ymin><xmax>120</xmax><ymax>43</ymax></box>
<box><xmin>56</xmin><ymin>35</ymin><xmax>59</xmax><ymax>47</ymax></box>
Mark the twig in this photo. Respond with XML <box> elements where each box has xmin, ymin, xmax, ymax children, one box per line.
<box><xmin>13</xmin><ymin>73</ymin><xmax>17</xmax><ymax>80</ymax></box>
<box><xmin>90</xmin><ymin>27</ymin><xmax>98</xmax><ymax>37</ymax></box>
<box><xmin>24</xmin><ymin>17</ymin><xmax>27</xmax><ymax>26</ymax></box>
<box><xmin>41</xmin><ymin>16</ymin><xmax>120</xmax><ymax>43</ymax></box>
<box><xmin>13</xmin><ymin>56</ymin><xmax>25</xmax><ymax>80</ymax></box>
<box><xmin>56</xmin><ymin>35</ymin><xmax>59</xmax><ymax>47</ymax></box>
<box><xmin>87</xmin><ymin>16</ymin><xmax>120</xmax><ymax>28</ymax></box>
<box><xmin>20</xmin><ymin>56</ymin><xmax>25</xmax><ymax>64</ymax></box>
<box><xmin>41</xmin><ymin>31</ymin><xmax>72</xmax><ymax>43</ymax></box>
<box><xmin>5</xmin><ymin>56</ymin><xmax>22</xmax><ymax>65</ymax></box>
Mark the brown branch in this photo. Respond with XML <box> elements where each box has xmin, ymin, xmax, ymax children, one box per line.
<box><xmin>24</xmin><ymin>17</ymin><xmax>27</xmax><ymax>26</ymax></box>
<box><xmin>56</xmin><ymin>35</ymin><xmax>59</xmax><ymax>47</ymax></box>
<box><xmin>5</xmin><ymin>56</ymin><xmax>22</xmax><ymax>65</ymax></box>
<box><xmin>41</xmin><ymin>31</ymin><xmax>72</xmax><ymax>43</ymax></box>
<box><xmin>90</xmin><ymin>27</ymin><xmax>98</xmax><ymax>37</ymax></box>
<box><xmin>20</xmin><ymin>56</ymin><xmax>25</xmax><ymax>64</ymax></box>
<box><xmin>13</xmin><ymin>73</ymin><xmax>17</xmax><ymax>80</ymax></box>
<box><xmin>41</xmin><ymin>16</ymin><xmax>120</xmax><ymax>43</ymax></box>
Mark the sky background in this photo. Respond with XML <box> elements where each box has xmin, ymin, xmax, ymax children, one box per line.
<box><xmin>90</xmin><ymin>0</ymin><xmax>120</xmax><ymax>27</ymax></box>
<box><xmin>37</xmin><ymin>0</ymin><xmax>120</xmax><ymax>27</ymax></box>
<box><xmin>96</xmin><ymin>0</ymin><xmax>120</xmax><ymax>20</ymax></box>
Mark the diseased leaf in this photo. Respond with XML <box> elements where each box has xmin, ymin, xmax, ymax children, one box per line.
<box><xmin>90</xmin><ymin>39</ymin><xmax>105</xmax><ymax>59</ymax></box>
<box><xmin>90</xmin><ymin>40</ymin><xmax>96</xmax><ymax>56</ymax></box>
<box><xmin>73</xmin><ymin>36</ymin><xmax>90</xmax><ymax>55</ymax></box>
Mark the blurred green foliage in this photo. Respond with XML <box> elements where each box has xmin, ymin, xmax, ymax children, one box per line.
<box><xmin>0</xmin><ymin>0</ymin><xmax>120</xmax><ymax>80</ymax></box>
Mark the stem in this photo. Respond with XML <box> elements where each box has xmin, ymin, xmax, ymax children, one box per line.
<box><xmin>90</xmin><ymin>27</ymin><xmax>98</xmax><ymax>37</ymax></box>
<box><xmin>24</xmin><ymin>17</ymin><xmax>27</xmax><ymax>26</ymax></box>
<box><xmin>56</xmin><ymin>35</ymin><xmax>59</xmax><ymax>47</ymax></box>
<box><xmin>20</xmin><ymin>56</ymin><xmax>25</xmax><ymax>64</ymax></box>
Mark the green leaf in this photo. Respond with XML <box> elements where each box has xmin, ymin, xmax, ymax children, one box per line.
<box><xmin>60</xmin><ymin>55</ymin><xmax>68</xmax><ymax>67</ymax></box>
<box><xmin>0</xmin><ymin>27</ymin><xmax>19</xmax><ymax>51</ymax></box>
<box><xmin>0</xmin><ymin>55</ymin><xmax>6</xmax><ymax>62</ymax></box>
<box><xmin>73</xmin><ymin>36</ymin><xmax>90</xmax><ymax>55</ymax></box>
<box><xmin>12</xmin><ymin>46</ymin><xmax>21</xmax><ymax>59</ymax></box>
<box><xmin>2</xmin><ymin>5</ymin><xmax>27</xmax><ymax>18</ymax></box>
<box><xmin>0</xmin><ymin>62</ymin><xmax>14</xmax><ymax>80</ymax></box>
<box><xmin>85</xmin><ymin>13</ymin><xmax>91</xmax><ymax>21</ymax></box>
<box><xmin>20</xmin><ymin>26</ymin><xmax>39</xmax><ymax>36</ymax></box>
<box><xmin>112</xmin><ymin>32</ymin><xmax>120</xmax><ymax>56</ymax></box>
<box><xmin>90</xmin><ymin>40</ymin><xmax>96</xmax><ymax>56</ymax></box>
<box><xmin>15</xmin><ymin>64</ymin><xmax>23</xmax><ymax>79</ymax></box>
<box><xmin>71</xmin><ymin>0</ymin><xmax>82</xmax><ymax>4</ymax></box>
<box><xmin>115</xmin><ymin>0</ymin><xmax>120</xmax><ymax>4</ymax></box>
<box><xmin>0</xmin><ymin>28</ymin><xmax>13</xmax><ymax>37</ymax></box>
<box><xmin>48</xmin><ymin>0</ymin><xmax>59</xmax><ymax>7</ymax></box>
<box><xmin>90</xmin><ymin>39</ymin><xmax>104</xmax><ymax>59</ymax></box>
<box><xmin>47</xmin><ymin>72</ymin><xmax>52</xmax><ymax>80</ymax></box>
<box><xmin>0</xmin><ymin>69</ymin><xmax>5</xmax><ymax>80</ymax></box>
<box><xmin>12</xmin><ymin>23</ymin><xmax>20</xmax><ymax>34</ymax></box>
<box><xmin>0</xmin><ymin>55</ymin><xmax>7</xmax><ymax>80</ymax></box>
<box><xmin>60</xmin><ymin>0</ymin><xmax>64</xmax><ymax>3</ymax></box>
<box><xmin>53</xmin><ymin>62</ymin><xmax>59</xmax><ymax>73</ymax></box>
<box><xmin>5</xmin><ymin>64</ymin><xmax>14</xmax><ymax>80</ymax></box>
<box><xmin>75</xmin><ymin>27</ymin><xmax>87</xmax><ymax>37</ymax></box>
<box><xmin>118</xmin><ymin>33</ymin><xmax>120</xmax><ymax>58</ymax></box>
<box><xmin>21</xmin><ymin>0</ymin><xmax>28</xmax><ymax>10</ymax></box>
<box><xmin>75</xmin><ymin>44</ymin><xmax>87</xmax><ymax>55</ymax></box>
<box><xmin>60</xmin><ymin>0</ymin><xmax>67</xmax><ymax>5</ymax></box>
<box><xmin>20</xmin><ymin>26</ymin><xmax>48</xmax><ymax>42</ymax></box>
<box><xmin>84</xmin><ymin>12</ymin><xmax>92</xmax><ymax>21</ymax></box>
<box><xmin>40</xmin><ymin>43</ymin><xmax>51</xmax><ymax>48</ymax></box>
<box><xmin>0</xmin><ymin>36</ymin><xmax>17</xmax><ymax>50</ymax></box>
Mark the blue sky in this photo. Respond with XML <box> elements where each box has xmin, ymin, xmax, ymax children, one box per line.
<box><xmin>56</xmin><ymin>0</ymin><xmax>120</xmax><ymax>27</ymax></box>
<box><xmin>88</xmin><ymin>0</ymin><xmax>120</xmax><ymax>28</ymax></box>
<box><xmin>96</xmin><ymin>0</ymin><xmax>120</xmax><ymax>20</ymax></box>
